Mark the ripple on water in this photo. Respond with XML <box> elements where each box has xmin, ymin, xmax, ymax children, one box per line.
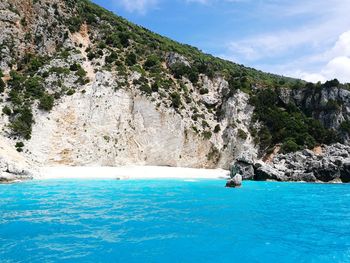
<box><xmin>0</xmin><ymin>180</ymin><xmax>350</xmax><ymax>262</ymax></box>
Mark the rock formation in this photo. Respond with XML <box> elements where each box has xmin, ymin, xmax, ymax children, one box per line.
<box><xmin>231</xmin><ymin>143</ymin><xmax>350</xmax><ymax>183</ymax></box>
<box><xmin>0</xmin><ymin>0</ymin><xmax>349</xmax><ymax>184</ymax></box>
<box><xmin>226</xmin><ymin>174</ymin><xmax>242</xmax><ymax>188</ymax></box>
<box><xmin>0</xmin><ymin>138</ymin><xmax>34</xmax><ymax>183</ymax></box>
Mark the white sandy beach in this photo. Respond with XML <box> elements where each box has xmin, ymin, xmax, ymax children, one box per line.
<box><xmin>36</xmin><ymin>166</ymin><xmax>230</xmax><ymax>180</ymax></box>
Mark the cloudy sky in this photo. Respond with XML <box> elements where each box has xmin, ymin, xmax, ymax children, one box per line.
<box><xmin>92</xmin><ymin>0</ymin><xmax>350</xmax><ymax>83</ymax></box>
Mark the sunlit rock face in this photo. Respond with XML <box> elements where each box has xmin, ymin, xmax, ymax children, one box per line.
<box><xmin>1</xmin><ymin>0</ymin><xmax>349</xmax><ymax>183</ymax></box>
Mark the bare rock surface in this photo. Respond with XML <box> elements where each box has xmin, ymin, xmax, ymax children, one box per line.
<box><xmin>0</xmin><ymin>138</ymin><xmax>34</xmax><ymax>183</ymax></box>
<box><xmin>226</xmin><ymin>174</ymin><xmax>242</xmax><ymax>188</ymax></box>
<box><xmin>1</xmin><ymin>0</ymin><xmax>350</xmax><ymax>186</ymax></box>
<box><xmin>231</xmin><ymin>143</ymin><xmax>350</xmax><ymax>183</ymax></box>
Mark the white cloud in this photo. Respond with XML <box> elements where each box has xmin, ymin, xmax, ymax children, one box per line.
<box><xmin>220</xmin><ymin>0</ymin><xmax>350</xmax><ymax>83</ymax></box>
<box><xmin>299</xmin><ymin>56</ymin><xmax>350</xmax><ymax>83</ymax></box>
<box><xmin>119</xmin><ymin>0</ymin><xmax>158</xmax><ymax>14</ymax></box>
<box><xmin>326</xmin><ymin>31</ymin><xmax>350</xmax><ymax>58</ymax></box>
<box><xmin>322</xmin><ymin>56</ymin><xmax>350</xmax><ymax>82</ymax></box>
<box><xmin>290</xmin><ymin>31</ymin><xmax>350</xmax><ymax>83</ymax></box>
<box><xmin>113</xmin><ymin>0</ymin><xmax>350</xmax><ymax>82</ymax></box>
<box><xmin>298</xmin><ymin>72</ymin><xmax>327</xmax><ymax>83</ymax></box>
<box><xmin>186</xmin><ymin>0</ymin><xmax>209</xmax><ymax>4</ymax></box>
<box><xmin>187</xmin><ymin>0</ymin><xmax>248</xmax><ymax>3</ymax></box>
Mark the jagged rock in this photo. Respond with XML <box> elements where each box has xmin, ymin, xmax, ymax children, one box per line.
<box><xmin>166</xmin><ymin>52</ymin><xmax>190</xmax><ymax>67</ymax></box>
<box><xmin>254</xmin><ymin>163</ymin><xmax>287</xmax><ymax>181</ymax></box>
<box><xmin>289</xmin><ymin>172</ymin><xmax>317</xmax><ymax>182</ymax></box>
<box><xmin>202</xmin><ymin>95</ymin><xmax>219</xmax><ymax>107</ymax></box>
<box><xmin>0</xmin><ymin>177</ymin><xmax>13</xmax><ymax>184</ymax></box>
<box><xmin>226</xmin><ymin>174</ymin><xmax>242</xmax><ymax>188</ymax></box>
<box><xmin>278</xmin><ymin>88</ymin><xmax>292</xmax><ymax>105</ymax></box>
<box><xmin>230</xmin><ymin>164</ymin><xmax>239</xmax><ymax>177</ymax></box>
<box><xmin>236</xmin><ymin>152</ymin><xmax>254</xmax><ymax>165</ymax></box>
<box><xmin>340</xmin><ymin>160</ymin><xmax>350</xmax><ymax>183</ymax></box>
<box><xmin>255</xmin><ymin>144</ymin><xmax>350</xmax><ymax>183</ymax></box>
<box><xmin>0</xmin><ymin>10</ymin><xmax>20</xmax><ymax>23</ymax></box>
<box><xmin>234</xmin><ymin>162</ymin><xmax>255</xmax><ymax>180</ymax></box>
<box><xmin>6</xmin><ymin>162</ymin><xmax>28</xmax><ymax>175</ymax></box>
<box><xmin>302</xmin><ymin>149</ymin><xmax>314</xmax><ymax>157</ymax></box>
<box><xmin>227</xmin><ymin>146</ymin><xmax>256</xmax><ymax>181</ymax></box>
<box><xmin>339</xmin><ymin>150</ymin><xmax>349</xmax><ymax>158</ymax></box>
<box><xmin>0</xmin><ymin>161</ymin><xmax>33</xmax><ymax>183</ymax></box>
<box><xmin>0</xmin><ymin>140</ymin><xmax>34</xmax><ymax>183</ymax></box>
<box><xmin>279</xmin><ymin>87</ymin><xmax>350</xmax><ymax>134</ymax></box>
<box><xmin>0</xmin><ymin>172</ymin><xmax>22</xmax><ymax>184</ymax></box>
<box><xmin>313</xmin><ymin>167</ymin><xmax>340</xmax><ymax>182</ymax></box>
<box><xmin>0</xmin><ymin>0</ymin><xmax>259</xmax><ymax>170</ymax></box>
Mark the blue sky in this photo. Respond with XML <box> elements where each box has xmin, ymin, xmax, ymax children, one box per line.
<box><xmin>92</xmin><ymin>0</ymin><xmax>350</xmax><ymax>83</ymax></box>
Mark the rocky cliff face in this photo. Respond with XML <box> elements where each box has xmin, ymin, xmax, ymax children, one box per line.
<box><xmin>0</xmin><ymin>137</ymin><xmax>34</xmax><ymax>182</ymax></box>
<box><xmin>231</xmin><ymin>144</ymin><xmax>350</xmax><ymax>183</ymax></box>
<box><xmin>0</xmin><ymin>0</ymin><xmax>258</xmax><ymax>176</ymax></box>
<box><xmin>0</xmin><ymin>0</ymin><xmax>349</xmax><ymax>183</ymax></box>
<box><xmin>226</xmin><ymin>84</ymin><xmax>350</xmax><ymax>184</ymax></box>
<box><xmin>279</xmin><ymin>84</ymin><xmax>350</xmax><ymax>134</ymax></box>
<box><xmin>25</xmin><ymin>78</ymin><xmax>256</xmax><ymax>168</ymax></box>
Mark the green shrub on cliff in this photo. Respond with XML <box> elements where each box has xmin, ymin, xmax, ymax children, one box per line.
<box><xmin>144</xmin><ymin>55</ymin><xmax>160</xmax><ymax>70</ymax></box>
<box><xmin>15</xmin><ymin>141</ymin><xmax>24</xmax><ymax>152</ymax></box>
<box><xmin>105</xmin><ymin>51</ymin><xmax>118</xmax><ymax>64</ymax></box>
<box><xmin>323</xmin><ymin>79</ymin><xmax>340</xmax><ymax>89</ymax></box>
<box><xmin>202</xmin><ymin>131</ymin><xmax>212</xmax><ymax>140</ymax></box>
<box><xmin>2</xmin><ymin>106</ymin><xmax>12</xmax><ymax>116</ymax></box>
<box><xmin>25</xmin><ymin>76</ymin><xmax>44</xmax><ymax>99</ymax></box>
<box><xmin>171</xmin><ymin>92</ymin><xmax>181</xmax><ymax>108</ymax></box>
<box><xmin>10</xmin><ymin>106</ymin><xmax>34</xmax><ymax>140</ymax></box>
<box><xmin>170</xmin><ymin>63</ymin><xmax>199</xmax><ymax>84</ymax></box>
<box><xmin>66</xmin><ymin>17</ymin><xmax>83</xmax><ymax>33</ymax></box>
<box><xmin>139</xmin><ymin>84</ymin><xmax>152</xmax><ymax>95</ymax></box>
<box><xmin>340</xmin><ymin>121</ymin><xmax>350</xmax><ymax>134</ymax></box>
<box><xmin>238</xmin><ymin>129</ymin><xmax>248</xmax><ymax>140</ymax></box>
<box><xmin>39</xmin><ymin>93</ymin><xmax>54</xmax><ymax>111</ymax></box>
<box><xmin>126</xmin><ymin>53</ymin><xmax>137</xmax><ymax>66</ymax></box>
<box><xmin>281</xmin><ymin>139</ymin><xmax>300</xmax><ymax>153</ymax></box>
<box><xmin>214</xmin><ymin>124</ymin><xmax>221</xmax><ymax>133</ymax></box>
<box><xmin>250</xmin><ymin>88</ymin><xmax>338</xmax><ymax>153</ymax></box>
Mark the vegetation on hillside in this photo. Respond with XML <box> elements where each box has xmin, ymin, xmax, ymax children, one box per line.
<box><xmin>249</xmin><ymin>81</ymin><xmax>348</xmax><ymax>153</ymax></box>
<box><xmin>1</xmin><ymin>0</ymin><xmax>349</xmax><ymax>156</ymax></box>
<box><xmin>65</xmin><ymin>0</ymin><xmax>300</xmax><ymax>88</ymax></box>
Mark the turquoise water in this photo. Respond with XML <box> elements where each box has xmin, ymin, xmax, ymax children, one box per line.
<box><xmin>1</xmin><ymin>180</ymin><xmax>350</xmax><ymax>263</ymax></box>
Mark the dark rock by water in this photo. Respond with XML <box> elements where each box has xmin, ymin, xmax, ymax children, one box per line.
<box><xmin>229</xmin><ymin>144</ymin><xmax>350</xmax><ymax>183</ymax></box>
<box><xmin>226</xmin><ymin>174</ymin><xmax>242</xmax><ymax>188</ymax></box>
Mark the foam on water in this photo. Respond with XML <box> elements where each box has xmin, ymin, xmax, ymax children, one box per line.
<box><xmin>1</xmin><ymin>180</ymin><xmax>350</xmax><ymax>262</ymax></box>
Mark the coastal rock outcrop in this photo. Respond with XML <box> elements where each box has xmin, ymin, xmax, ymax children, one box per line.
<box><xmin>229</xmin><ymin>143</ymin><xmax>350</xmax><ymax>183</ymax></box>
<box><xmin>0</xmin><ymin>158</ymin><xmax>34</xmax><ymax>183</ymax></box>
<box><xmin>228</xmin><ymin>143</ymin><xmax>350</xmax><ymax>183</ymax></box>
<box><xmin>226</xmin><ymin>174</ymin><xmax>242</xmax><ymax>188</ymax></box>
<box><xmin>254</xmin><ymin>163</ymin><xmax>287</xmax><ymax>181</ymax></box>
<box><xmin>1</xmin><ymin>0</ymin><xmax>350</xmax><ymax>185</ymax></box>
<box><xmin>0</xmin><ymin>139</ymin><xmax>34</xmax><ymax>183</ymax></box>
<box><xmin>270</xmin><ymin>143</ymin><xmax>350</xmax><ymax>182</ymax></box>
<box><xmin>230</xmin><ymin>152</ymin><xmax>255</xmax><ymax>180</ymax></box>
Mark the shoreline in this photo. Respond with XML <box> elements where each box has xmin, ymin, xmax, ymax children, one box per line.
<box><xmin>35</xmin><ymin>166</ymin><xmax>230</xmax><ymax>180</ymax></box>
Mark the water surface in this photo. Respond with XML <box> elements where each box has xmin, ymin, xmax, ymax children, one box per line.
<box><xmin>1</xmin><ymin>180</ymin><xmax>350</xmax><ymax>262</ymax></box>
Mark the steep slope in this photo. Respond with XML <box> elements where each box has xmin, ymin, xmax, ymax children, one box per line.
<box><xmin>0</xmin><ymin>0</ymin><xmax>349</xmax><ymax>181</ymax></box>
<box><xmin>0</xmin><ymin>0</ymin><xmax>262</xmax><ymax>169</ymax></box>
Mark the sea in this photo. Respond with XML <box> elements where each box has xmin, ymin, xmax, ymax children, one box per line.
<box><xmin>1</xmin><ymin>179</ymin><xmax>350</xmax><ymax>262</ymax></box>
